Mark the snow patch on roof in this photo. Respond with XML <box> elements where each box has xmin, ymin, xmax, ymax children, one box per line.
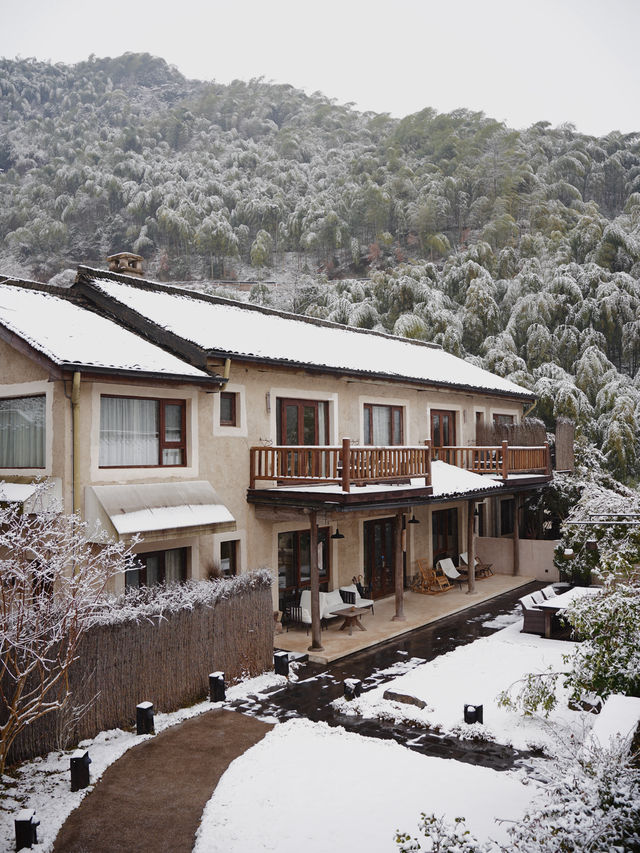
<box><xmin>88</xmin><ymin>276</ymin><xmax>533</xmax><ymax>397</ymax></box>
<box><xmin>0</xmin><ymin>285</ymin><xmax>209</xmax><ymax>378</ymax></box>
<box><xmin>430</xmin><ymin>460</ymin><xmax>503</xmax><ymax>497</ymax></box>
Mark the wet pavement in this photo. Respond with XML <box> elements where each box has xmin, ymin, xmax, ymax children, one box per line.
<box><xmin>227</xmin><ymin>581</ymin><xmax>546</xmax><ymax>772</ymax></box>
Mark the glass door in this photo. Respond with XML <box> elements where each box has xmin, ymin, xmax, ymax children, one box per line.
<box><xmin>363</xmin><ymin>517</ymin><xmax>396</xmax><ymax>598</ymax></box>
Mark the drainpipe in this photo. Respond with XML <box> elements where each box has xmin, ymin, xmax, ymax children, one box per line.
<box><xmin>223</xmin><ymin>358</ymin><xmax>231</xmax><ymax>381</ymax></box>
<box><xmin>71</xmin><ymin>371</ymin><xmax>81</xmax><ymax>515</ymax></box>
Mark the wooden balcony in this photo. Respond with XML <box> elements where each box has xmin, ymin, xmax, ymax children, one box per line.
<box><xmin>432</xmin><ymin>441</ymin><xmax>551</xmax><ymax>479</ymax></box>
<box><xmin>249</xmin><ymin>438</ymin><xmax>432</xmax><ymax>493</ymax></box>
<box><xmin>249</xmin><ymin>439</ymin><xmax>551</xmax><ymax>493</ymax></box>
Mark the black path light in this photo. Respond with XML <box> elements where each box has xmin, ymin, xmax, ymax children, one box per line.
<box><xmin>344</xmin><ymin>678</ymin><xmax>363</xmax><ymax>700</ymax></box>
<box><xmin>209</xmin><ymin>671</ymin><xmax>226</xmax><ymax>702</ymax></box>
<box><xmin>15</xmin><ymin>808</ymin><xmax>40</xmax><ymax>850</ymax></box>
<box><xmin>464</xmin><ymin>703</ymin><xmax>484</xmax><ymax>724</ymax></box>
<box><xmin>70</xmin><ymin>749</ymin><xmax>91</xmax><ymax>791</ymax></box>
<box><xmin>136</xmin><ymin>701</ymin><xmax>154</xmax><ymax>735</ymax></box>
<box><xmin>274</xmin><ymin>651</ymin><xmax>289</xmax><ymax>677</ymax></box>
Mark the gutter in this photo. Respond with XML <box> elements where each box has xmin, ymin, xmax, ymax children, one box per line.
<box><xmin>71</xmin><ymin>371</ymin><xmax>81</xmax><ymax>515</ymax></box>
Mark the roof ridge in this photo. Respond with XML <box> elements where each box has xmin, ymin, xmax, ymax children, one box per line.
<box><xmin>76</xmin><ymin>265</ymin><xmax>444</xmax><ymax>352</ymax></box>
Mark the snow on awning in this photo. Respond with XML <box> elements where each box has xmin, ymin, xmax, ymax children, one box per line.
<box><xmin>86</xmin><ymin>481</ymin><xmax>235</xmax><ymax>541</ymax></box>
<box><xmin>430</xmin><ymin>461</ymin><xmax>503</xmax><ymax>499</ymax></box>
<box><xmin>0</xmin><ymin>478</ymin><xmax>62</xmax><ymax>512</ymax></box>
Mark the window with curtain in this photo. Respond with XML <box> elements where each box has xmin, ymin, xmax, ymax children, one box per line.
<box><xmin>99</xmin><ymin>396</ymin><xmax>186</xmax><ymax>467</ymax></box>
<box><xmin>0</xmin><ymin>394</ymin><xmax>45</xmax><ymax>468</ymax></box>
<box><xmin>125</xmin><ymin>547</ymin><xmax>188</xmax><ymax>588</ymax></box>
<box><xmin>363</xmin><ymin>404</ymin><xmax>403</xmax><ymax>445</ymax></box>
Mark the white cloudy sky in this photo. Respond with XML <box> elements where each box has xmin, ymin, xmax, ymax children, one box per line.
<box><xmin>1</xmin><ymin>0</ymin><xmax>639</xmax><ymax>137</ymax></box>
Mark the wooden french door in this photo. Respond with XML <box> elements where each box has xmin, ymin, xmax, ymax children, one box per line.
<box><xmin>432</xmin><ymin>508</ymin><xmax>459</xmax><ymax>564</ymax></box>
<box><xmin>277</xmin><ymin>398</ymin><xmax>329</xmax><ymax>445</ymax></box>
<box><xmin>363</xmin><ymin>517</ymin><xmax>396</xmax><ymax>598</ymax></box>
<box><xmin>430</xmin><ymin>409</ymin><xmax>456</xmax><ymax>448</ymax></box>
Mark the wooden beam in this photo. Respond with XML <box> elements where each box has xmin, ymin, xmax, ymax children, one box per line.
<box><xmin>307</xmin><ymin>509</ymin><xmax>324</xmax><ymax>652</ymax></box>
<box><xmin>391</xmin><ymin>510</ymin><xmax>406</xmax><ymax>621</ymax></box>
<box><xmin>513</xmin><ymin>495</ymin><xmax>520</xmax><ymax>576</ymax></box>
<box><xmin>467</xmin><ymin>499</ymin><xmax>477</xmax><ymax>595</ymax></box>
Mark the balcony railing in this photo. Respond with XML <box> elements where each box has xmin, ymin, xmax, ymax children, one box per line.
<box><xmin>432</xmin><ymin>441</ymin><xmax>550</xmax><ymax>479</ymax></box>
<box><xmin>249</xmin><ymin>438</ymin><xmax>432</xmax><ymax>492</ymax></box>
<box><xmin>249</xmin><ymin>439</ymin><xmax>551</xmax><ymax>492</ymax></box>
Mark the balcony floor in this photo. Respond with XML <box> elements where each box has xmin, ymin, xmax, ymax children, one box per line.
<box><xmin>275</xmin><ymin>574</ymin><xmax>535</xmax><ymax>664</ymax></box>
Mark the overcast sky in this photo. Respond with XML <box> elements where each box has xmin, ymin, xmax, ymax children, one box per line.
<box><xmin>2</xmin><ymin>0</ymin><xmax>639</xmax><ymax>137</ymax></box>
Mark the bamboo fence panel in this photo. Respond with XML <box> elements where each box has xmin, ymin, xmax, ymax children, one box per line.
<box><xmin>4</xmin><ymin>581</ymin><xmax>273</xmax><ymax>766</ymax></box>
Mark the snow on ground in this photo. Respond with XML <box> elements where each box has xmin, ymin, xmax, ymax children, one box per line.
<box><xmin>0</xmin><ymin>673</ymin><xmax>286</xmax><ymax>853</ymax></box>
<box><xmin>333</xmin><ymin>621</ymin><xmax>594</xmax><ymax>752</ymax></box>
<box><xmin>193</xmin><ymin>718</ymin><xmax>535</xmax><ymax>852</ymax></box>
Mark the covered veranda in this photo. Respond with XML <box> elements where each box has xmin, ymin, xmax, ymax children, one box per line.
<box><xmin>275</xmin><ymin>573</ymin><xmax>535</xmax><ymax>664</ymax></box>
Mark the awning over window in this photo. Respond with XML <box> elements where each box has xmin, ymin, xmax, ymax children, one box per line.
<box><xmin>0</xmin><ymin>478</ymin><xmax>62</xmax><ymax>513</ymax></box>
<box><xmin>86</xmin><ymin>481</ymin><xmax>236</xmax><ymax>542</ymax></box>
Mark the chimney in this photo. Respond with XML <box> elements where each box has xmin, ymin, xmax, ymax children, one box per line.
<box><xmin>106</xmin><ymin>252</ymin><xmax>144</xmax><ymax>277</ymax></box>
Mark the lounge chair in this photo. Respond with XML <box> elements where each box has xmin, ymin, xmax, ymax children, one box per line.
<box><xmin>436</xmin><ymin>558</ymin><xmax>466</xmax><ymax>588</ymax></box>
<box><xmin>459</xmin><ymin>552</ymin><xmax>493</xmax><ymax>578</ymax></box>
<box><xmin>411</xmin><ymin>559</ymin><xmax>452</xmax><ymax>594</ymax></box>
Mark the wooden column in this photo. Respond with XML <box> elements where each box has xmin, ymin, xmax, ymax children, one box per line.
<box><xmin>307</xmin><ymin>510</ymin><xmax>324</xmax><ymax>651</ymax></box>
<box><xmin>392</xmin><ymin>510</ymin><xmax>406</xmax><ymax>621</ymax></box>
<box><xmin>466</xmin><ymin>499</ymin><xmax>477</xmax><ymax>595</ymax></box>
<box><xmin>513</xmin><ymin>495</ymin><xmax>521</xmax><ymax>576</ymax></box>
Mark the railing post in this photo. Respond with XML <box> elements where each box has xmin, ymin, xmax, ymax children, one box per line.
<box><xmin>501</xmin><ymin>440</ymin><xmax>508</xmax><ymax>480</ymax></box>
<box><xmin>424</xmin><ymin>439</ymin><xmax>432</xmax><ymax>488</ymax></box>
<box><xmin>249</xmin><ymin>447</ymin><xmax>256</xmax><ymax>489</ymax></box>
<box><xmin>341</xmin><ymin>437</ymin><xmax>351</xmax><ymax>493</ymax></box>
<box><xmin>544</xmin><ymin>441</ymin><xmax>551</xmax><ymax>475</ymax></box>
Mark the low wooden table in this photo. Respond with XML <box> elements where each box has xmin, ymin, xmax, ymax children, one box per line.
<box><xmin>330</xmin><ymin>606</ymin><xmax>368</xmax><ymax>636</ymax></box>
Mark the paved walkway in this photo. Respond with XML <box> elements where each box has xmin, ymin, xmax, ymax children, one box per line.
<box><xmin>52</xmin><ymin>709</ymin><xmax>272</xmax><ymax>853</ymax></box>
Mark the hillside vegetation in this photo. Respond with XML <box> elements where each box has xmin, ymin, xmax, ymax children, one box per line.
<box><xmin>1</xmin><ymin>53</ymin><xmax>640</xmax><ymax>480</ymax></box>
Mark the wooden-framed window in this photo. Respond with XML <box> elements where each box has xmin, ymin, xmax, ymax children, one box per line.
<box><xmin>493</xmin><ymin>413</ymin><xmax>515</xmax><ymax>426</ymax></box>
<box><xmin>99</xmin><ymin>396</ymin><xmax>186</xmax><ymax>467</ymax></box>
<box><xmin>219</xmin><ymin>392</ymin><xmax>237</xmax><ymax>426</ymax></box>
<box><xmin>220</xmin><ymin>540</ymin><xmax>238</xmax><ymax>576</ymax></box>
<box><xmin>0</xmin><ymin>394</ymin><xmax>46</xmax><ymax>468</ymax></box>
<box><xmin>363</xmin><ymin>404</ymin><xmax>403</xmax><ymax>445</ymax></box>
<box><xmin>277</xmin><ymin>398</ymin><xmax>329</xmax><ymax>445</ymax></box>
<box><xmin>277</xmin><ymin>528</ymin><xmax>330</xmax><ymax>591</ymax></box>
<box><xmin>126</xmin><ymin>547</ymin><xmax>188</xmax><ymax>588</ymax></box>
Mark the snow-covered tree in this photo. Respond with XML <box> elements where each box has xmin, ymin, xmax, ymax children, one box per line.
<box><xmin>0</xmin><ymin>487</ymin><xmax>136</xmax><ymax>774</ymax></box>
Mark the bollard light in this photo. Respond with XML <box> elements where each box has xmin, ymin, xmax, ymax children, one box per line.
<box><xmin>344</xmin><ymin>678</ymin><xmax>362</xmax><ymax>700</ymax></box>
<box><xmin>274</xmin><ymin>651</ymin><xmax>289</xmax><ymax>677</ymax></box>
<box><xmin>563</xmin><ymin>548</ymin><xmax>574</xmax><ymax>558</ymax></box>
<box><xmin>209</xmin><ymin>671</ymin><xmax>226</xmax><ymax>702</ymax></box>
<box><xmin>136</xmin><ymin>701</ymin><xmax>154</xmax><ymax>735</ymax></box>
<box><xmin>15</xmin><ymin>809</ymin><xmax>39</xmax><ymax>850</ymax></box>
<box><xmin>586</xmin><ymin>539</ymin><xmax>598</xmax><ymax>551</ymax></box>
<box><xmin>70</xmin><ymin>749</ymin><xmax>91</xmax><ymax>792</ymax></box>
<box><xmin>464</xmin><ymin>703</ymin><xmax>484</xmax><ymax>724</ymax></box>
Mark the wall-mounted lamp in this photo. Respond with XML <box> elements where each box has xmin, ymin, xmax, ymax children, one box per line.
<box><xmin>408</xmin><ymin>514</ymin><xmax>420</xmax><ymax>525</ymax></box>
<box><xmin>331</xmin><ymin>528</ymin><xmax>345</xmax><ymax>540</ymax></box>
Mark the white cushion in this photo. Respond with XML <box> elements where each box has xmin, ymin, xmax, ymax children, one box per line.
<box><xmin>300</xmin><ymin>590</ymin><xmax>311</xmax><ymax>611</ymax></box>
<box><xmin>300</xmin><ymin>608</ymin><xmax>312</xmax><ymax>624</ymax></box>
<box><xmin>323</xmin><ymin>589</ymin><xmax>345</xmax><ymax>618</ymax></box>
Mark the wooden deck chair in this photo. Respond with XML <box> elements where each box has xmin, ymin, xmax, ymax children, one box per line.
<box><xmin>459</xmin><ymin>552</ymin><xmax>494</xmax><ymax>578</ymax></box>
<box><xmin>412</xmin><ymin>559</ymin><xmax>452</xmax><ymax>594</ymax></box>
<box><xmin>436</xmin><ymin>558</ymin><xmax>465</xmax><ymax>588</ymax></box>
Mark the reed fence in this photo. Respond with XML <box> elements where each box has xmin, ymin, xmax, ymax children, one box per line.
<box><xmin>4</xmin><ymin>571</ymin><xmax>273</xmax><ymax>766</ymax></box>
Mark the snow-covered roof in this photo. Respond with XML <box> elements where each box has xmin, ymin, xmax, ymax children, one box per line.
<box><xmin>83</xmin><ymin>271</ymin><xmax>534</xmax><ymax>398</ymax></box>
<box><xmin>0</xmin><ymin>285</ymin><xmax>211</xmax><ymax>379</ymax></box>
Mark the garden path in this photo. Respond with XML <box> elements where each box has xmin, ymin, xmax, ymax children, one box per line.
<box><xmin>52</xmin><ymin>709</ymin><xmax>272</xmax><ymax>853</ymax></box>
